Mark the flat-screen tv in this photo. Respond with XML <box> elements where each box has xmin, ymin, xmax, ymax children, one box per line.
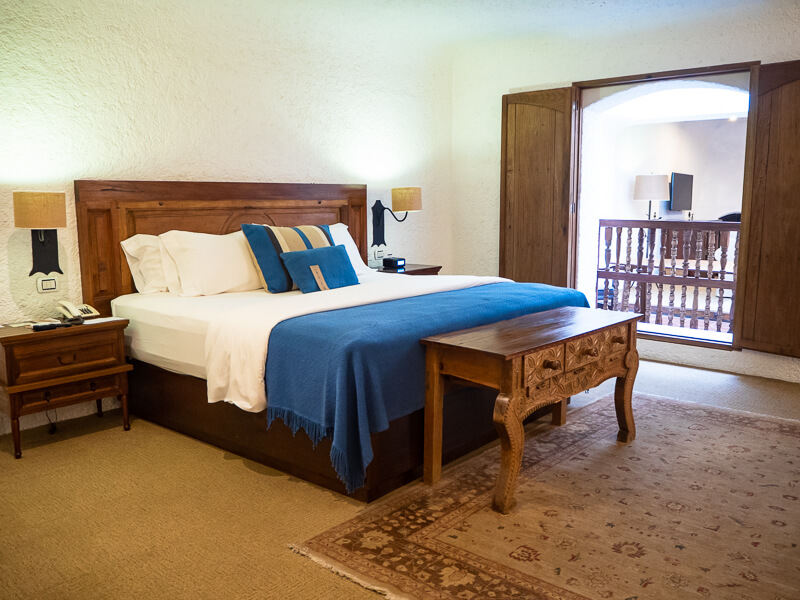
<box><xmin>670</xmin><ymin>172</ymin><xmax>693</xmax><ymax>211</ymax></box>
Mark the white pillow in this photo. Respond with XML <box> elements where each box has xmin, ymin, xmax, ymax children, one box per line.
<box><xmin>120</xmin><ymin>234</ymin><xmax>168</xmax><ymax>293</ymax></box>
<box><xmin>160</xmin><ymin>241</ymin><xmax>183</xmax><ymax>295</ymax></box>
<box><xmin>159</xmin><ymin>230</ymin><xmax>262</xmax><ymax>296</ymax></box>
<box><xmin>329</xmin><ymin>223</ymin><xmax>373</xmax><ymax>275</ymax></box>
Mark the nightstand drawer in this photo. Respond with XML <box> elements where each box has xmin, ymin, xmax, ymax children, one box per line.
<box><xmin>13</xmin><ymin>332</ymin><xmax>123</xmax><ymax>385</ymax></box>
<box><xmin>18</xmin><ymin>374</ymin><xmax>122</xmax><ymax>413</ymax></box>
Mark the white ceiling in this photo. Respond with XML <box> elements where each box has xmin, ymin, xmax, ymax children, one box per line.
<box><xmin>272</xmin><ymin>0</ymin><xmax>771</xmax><ymax>47</ymax></box>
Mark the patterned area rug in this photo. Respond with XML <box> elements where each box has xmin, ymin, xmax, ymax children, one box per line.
<box><xmin>295</xmin><ymin>394</ymin><xmax>800</xmax><ymax>599</ymax></box>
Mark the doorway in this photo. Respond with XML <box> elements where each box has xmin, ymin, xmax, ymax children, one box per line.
<box><xmin>576</xmin><ymin>72</ymin><xmax>749</xmax><ymax>345</ymax></box>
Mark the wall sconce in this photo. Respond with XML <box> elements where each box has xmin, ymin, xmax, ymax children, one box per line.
<box><xmin>633</xmin><ymin>175</ymin><xmax>670</xmax><ymax>220</ymax></box>
<box><xmin>13</xmin><ymin>191</ymin><xmax>67</xmax><ymax>275</ymax></box>
<box><xmin>371</xmin><ymin>187</ymin><xmax>422</xmax><ymax>247</ymax></box>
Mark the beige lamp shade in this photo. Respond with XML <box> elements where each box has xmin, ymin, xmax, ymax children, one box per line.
<box><xmin>633</xmin><ymin>175</ymin><xmax>670</xmax><ymax>201</ymax></box>
<box><xmin>391</xmin><ymin>187</ymin><xmax>422</xmax><ymax>213</ymax></box>
<box><xmin>13</xmin><ymin>192</ymin><xmax>67</xmax><ymax>229</ymax></box>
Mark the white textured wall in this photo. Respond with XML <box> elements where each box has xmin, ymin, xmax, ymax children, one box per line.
<box><xmin>1</xmin><ymin>0</ymin><xmax>457</xmax><ymax>321</ymax></box>
<box><xmin>451</xmin><ymin>0</ymin><xmax>800</xmax><ymax>383</ymax></box>
<box><xmin>0</xmin><ymin>0</ymin><xmax>457</xmax><ymax>434</ymax></box>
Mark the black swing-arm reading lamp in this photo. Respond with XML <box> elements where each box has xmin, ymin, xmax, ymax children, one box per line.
<box><xmin>371</xmin><ymin>187</ymin><xmax>422</xmax><ymax>247</ymax></box>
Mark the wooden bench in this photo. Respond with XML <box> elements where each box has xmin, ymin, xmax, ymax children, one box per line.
<box><xmin>421</xmin><ymin>307</ymin><xmax>642</xmax><ymax>513</ymax></box>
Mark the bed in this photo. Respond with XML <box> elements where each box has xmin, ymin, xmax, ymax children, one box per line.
<box><xmin>75</xmin><ymin>179</ymin><xmax>586</xmax><ymax>501</ymax></box>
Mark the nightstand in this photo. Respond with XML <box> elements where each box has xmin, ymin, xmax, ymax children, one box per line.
<box><xmin>0</xmin><ymin>319</ymin><xmax>132</xmax><ymax>458</ymax></box>
<box><xmin>378</xmin><ymin>264</ymin><xmax>442</xmax><ymax>276</ymax></box>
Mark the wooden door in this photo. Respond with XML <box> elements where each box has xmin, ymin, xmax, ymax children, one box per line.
<box><xmin>500</xmin><ymin>88</ymin><xmax>577</xmax><ymax>286</ymax></box>
<box><xmin>735</xmin><ymin>60</ymin><xmax>800</xmax><ymax>358</ymax></box>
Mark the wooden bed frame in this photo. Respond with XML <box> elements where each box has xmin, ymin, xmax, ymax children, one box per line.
<box><xmin>73</xmin><ymin>180</ymin><xmax>528</xmax><ymax>501</ymax></box>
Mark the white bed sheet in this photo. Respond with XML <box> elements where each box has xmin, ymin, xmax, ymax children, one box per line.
<box><xmin>110</xmin><ymin>271</ymin><xmax>439</xmax><ymax>378</ymax></box>
<box><xmin>112</xmin><ymin>271</ymin><xmax>506</xmax><ymax>412</ymax></box>
<box><xmin>111</xmin><ymin>289</ymin><xmax>267</xmax><ymax>378</ymax></box>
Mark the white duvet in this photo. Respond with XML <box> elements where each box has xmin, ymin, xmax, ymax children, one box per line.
<box><xmin>205</xmin><ymin>272</ymin><xmax>505</xmax><ymax>412</ymax></box>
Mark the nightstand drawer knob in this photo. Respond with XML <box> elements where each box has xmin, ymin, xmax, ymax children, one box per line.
<box><xmin>90</xmin><ymin>381</ymin><xmax>97</xmax><ymax>392</ymax></box>
<box><xmin>58</xmin><ymin>353</ymin><xmax>78</xmax><ymax>365</ymax></box>
<box><xmin>582</xmin><ymin>347</ymin><xmax>599</xmax><ymax>357</ymax></box>
<box><xmin>44</xmin><ymin>391</ymin><xmax>51</xmax><ymax>402</ymax></box>
<box><xmin>542</xmin><ymin>359</ymin><xmax>562</xmax><ymax>371</ymax></box>
<box><xmin>612</xmin><ymin>336</ymin><xmax>625</xmax><ymax>345</ymax></box>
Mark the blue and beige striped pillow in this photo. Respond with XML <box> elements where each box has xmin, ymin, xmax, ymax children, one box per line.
<box><xmin>241</xmin><ymin>223</ymin><xmax>334</xmax><ymax>293</ymax></box>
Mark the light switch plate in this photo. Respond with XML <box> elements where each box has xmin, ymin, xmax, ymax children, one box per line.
<box><xmin>36</xmin><ymin>277</ymin><xmax>58</xmax><ymax>293</ymax></box>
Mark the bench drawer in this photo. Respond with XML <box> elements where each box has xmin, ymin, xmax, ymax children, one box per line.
<box><xmin>565</xmin><ymin>325</ymin><xmax>628</xmax><ymax>371</ymax></box>
<box><xmin>524</xmin><ymin>345</ymin><xmax>565</xmax><ymax>387</ymax></box>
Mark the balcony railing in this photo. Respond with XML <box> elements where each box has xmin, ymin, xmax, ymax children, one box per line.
<box><xmin>596</xmin><ymin>220</ymin><xmax>740</xmax><ymax>334</ymax></box>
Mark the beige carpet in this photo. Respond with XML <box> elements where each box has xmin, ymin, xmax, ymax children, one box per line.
<box><xmin>1</xmin><ymin>361</ymin><xmax>799</xmax><ymax>599</ymax></box>
<box><xmin>0</xmin><ymin>414</ymin><xmax>375</xmax><ymax>600</ymax></box>
<box><xmin>297</xmin><ymin>394</ymin><xmax>800</xmax><ymax>599</ymax></box>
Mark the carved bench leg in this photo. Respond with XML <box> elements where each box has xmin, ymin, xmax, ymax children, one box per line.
<box><xmin>614</xmin><ymin>349</ymin><xmax>639</xmax><ymax>443</ymax></box>
<box><xmin>492</xmin><ymin>392</ymin><xmax>524</xmax><ymax>514</ymax></box>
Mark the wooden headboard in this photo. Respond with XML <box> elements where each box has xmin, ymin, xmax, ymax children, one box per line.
<box><xmin>74</xmin><ymin>180</ymin><xmax>368</xmax><ymax>315</ymax></box>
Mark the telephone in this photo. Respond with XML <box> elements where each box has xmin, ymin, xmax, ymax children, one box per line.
<box><xmin>55</xmin><ymin>300</ymin><xmax>100</xmax><ymax>320</ymax></box>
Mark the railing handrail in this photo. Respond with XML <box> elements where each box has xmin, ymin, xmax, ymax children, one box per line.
<box><xmin>598</xmin><ymin>219</ymin><xmax>740</xmax><ymax>231</ymax></box>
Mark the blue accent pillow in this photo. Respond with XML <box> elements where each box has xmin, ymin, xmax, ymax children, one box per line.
<box><xmin>242</xmin><ymin>223</ymin><xmax>334</xmax><ymax>293</ymax></box>
<box><xmin>280</xmin><ymin>245</ymin><xmax>359</xmax><ymax>294</ymax></box>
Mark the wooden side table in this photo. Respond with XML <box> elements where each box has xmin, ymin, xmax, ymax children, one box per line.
<box><xmin>378</xmin><ymin>264</ymin><xmax>442</xmax><ymax>276</ymax></box>
<box><xmin>421</xmin><ymin>307</ymin><xmax>642</xmax><ymax>513</ymax></box>
<box><xmin>0</xmin><ymin>319</ymin><xmax>133</xmax><ymax>458</ymax></box>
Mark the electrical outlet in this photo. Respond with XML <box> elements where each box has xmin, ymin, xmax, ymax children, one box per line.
<box><xmin>375</xmin><ymin>248</ymin><xmax>385</xmax><ymax>259</ymax></box>
<box><xmin>36</xmin><ymin>277</ymin><xmax>58</xmax><ymax>293</ymax></box>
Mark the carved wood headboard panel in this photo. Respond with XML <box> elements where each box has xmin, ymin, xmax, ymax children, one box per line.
<box><xmin>74</xmin><ymin>180</ymin><xmax>368</xmax><ymax>316</ymax></box>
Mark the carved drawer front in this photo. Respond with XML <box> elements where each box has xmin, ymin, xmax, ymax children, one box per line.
<box><xmin>565</xmin><ymin>326</ymin><xmax>629</xmax><ymax>372</ymax></box>
<box><xmin>524</xmin><ymin>345</ymin><xmax>565</xmax><ymax>388</ymax></box>
<box><xmin>13</xmin><ymin>332</ymin><xmax>122</xmax><ymax>385</ymax></box>
<box><xmin>604</xmin><ymin>325</ymin><xmax>629</xmax><ymax>355</ymax></box>
<box><xmin>19</xmin><ymin>374</ymin><xmax>122</xmax><ymax>413</ymax></box>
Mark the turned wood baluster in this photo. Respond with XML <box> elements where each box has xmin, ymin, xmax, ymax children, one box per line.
<box><xmin>602</xmin><ymin>227</ymin><xmax>613</xmax><ymax>310</ymax></box>
<box><xmin>716</xmin><ymin>232</ymin><xmax>729</xmax><ymax>332</ymax></box>
<box><xmin>621</xmin><ymin>227</ymin><xmax>633</xmax><ymax>312</ymax></box>
<box><xmin>667</xmin><ymin>230</ymin><xmax>677</xmax><ymax>326</ymax></box>
<box><xmin>704</xmin><ymin>230</ymin><xmax>716</xmax><ymax>330</ymax></box>
<box><xmin>656</xmin><ymin>229</ymin><xmax>667</xmax><ymax>325</ymax></box>
<box><xmin>645</xmin><ymin>227</ymin><xmax>656</xmax><ymax>323</ymax></box>
<box><xmin>691</xmin><ymin>230</ymin><xmax>704</xmax><ymax>329</ymax></box>
<box><xmin>729</xmin><ymin>232</ymin><xmax>739</xmax><ymax>332</ymax></box>
<box><xmin>635</xmin><ymin>228</ymin><xmax>644</xmax><ymax>313</ymax></box>
<box><xmin>612</xmin><ymin>227</ymin><xmax>622</xmax><ymax>311</ymax></box>
<box><xmin>680</xmin><ymin>230</ymin><xmax>692</xmax><ymax>327</ymax></box>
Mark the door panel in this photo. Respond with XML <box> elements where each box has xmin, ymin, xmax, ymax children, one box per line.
<box><xmin>500</xmin><ymin>88</ymin><xmax>574</xmax><ymax>286</ymax></box>
<box><xmin>735</xmin><ymin>60</ymin><xmax>800</xmax><ymax>357</ymax></box>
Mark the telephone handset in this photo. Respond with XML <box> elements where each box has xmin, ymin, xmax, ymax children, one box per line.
<box><xmin>55</xmin><ymin>300</ymin><xmax>100</xmax><ymax>320</ymax></box>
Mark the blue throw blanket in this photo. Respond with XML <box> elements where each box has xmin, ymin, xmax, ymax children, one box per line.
<box><xmin>265</xmin><ymin>282</ymin><xmax>588</xmax><ymax>492</ymax></box>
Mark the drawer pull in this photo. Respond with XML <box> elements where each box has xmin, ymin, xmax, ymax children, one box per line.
<box><xmin>612</xmin><ymin>336</ymin><xmax>625</xmax><ymax>345</ymax></box>
<box><xmin>58</xmin><ymin>353</ymin><xmax>78</xmax><ymax>365</ymax></box>
<box><xmin>44</xmin><ymin>391</ymin><xmax>51</xmax><ymax>402</ymax></box>
<box><xmin>582</xmin><ymin>347</ymin><xmax>599</xmax><ymax>357</ymax></box>
<box><xmin>90</xmin><ymin>381</ymin><xmax>97</xmax><ymax>392</ymax></box>
<box><xmin>542</xmin><ymin>359</ymin><xmax>562</xmax><ymax>371</ymax></box>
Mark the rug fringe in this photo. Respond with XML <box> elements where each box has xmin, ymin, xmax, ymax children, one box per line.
<box><xmin>290</xmin><ymin>544</ymin><xmax>411</xmax><ymax>600</ymax></box>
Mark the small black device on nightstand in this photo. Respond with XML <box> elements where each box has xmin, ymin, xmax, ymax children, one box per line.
<box><xmin>383</xmin><ymin>257</ymin><xmax>405</xmax><ymax>269</ymax></box>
